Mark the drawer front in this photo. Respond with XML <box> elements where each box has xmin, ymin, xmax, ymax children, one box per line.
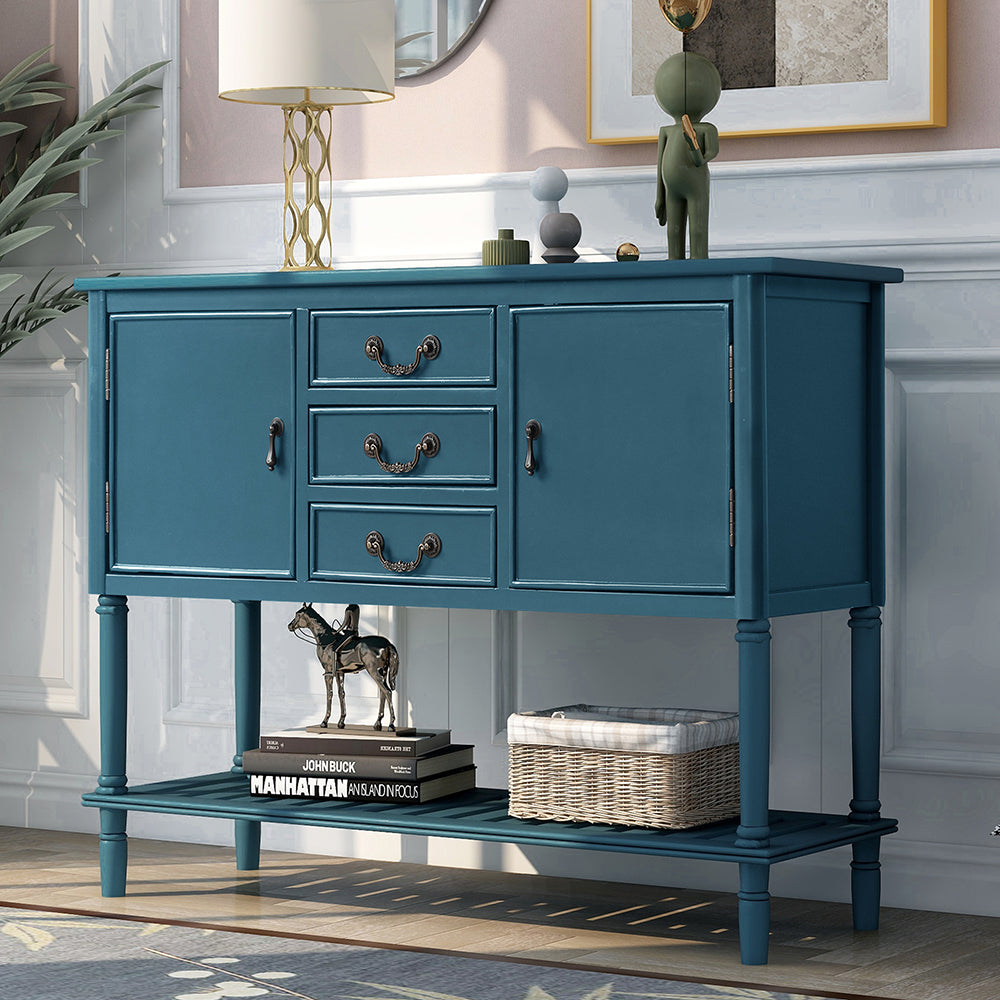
<box><xmin>311</xmin><ymin>407</ymin><xmax>495</xmax><ymax>485</ymax></box>
<box><xmin>311</xmin><ymin>309</ymin><xmax>495</xmax><ymax>386</ymax></box>
<box><xmin>311</xmin><ymin>504</ymin><xmax>495</xmax><ymax>585</ymax></box>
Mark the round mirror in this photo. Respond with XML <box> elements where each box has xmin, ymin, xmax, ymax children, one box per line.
<box><xmin>395</xmin><ymin>0</ymin><xmax>492</xmax><ymax>79</ymax></box>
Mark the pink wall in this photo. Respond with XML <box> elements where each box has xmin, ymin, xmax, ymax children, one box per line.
<box><xmin>0</xmin><ymin>1</ymin><xmax>79</xmax><ymax>144</ymax></box>
<box><xmin>2</xmin><ymin>2</ymin><xmax>997</xmax><ymax>189</ymax></box>
<box><xmin>158</xmin><ymin>1</ymin><xmax>1000</xmax><ymax>186</ymax></box>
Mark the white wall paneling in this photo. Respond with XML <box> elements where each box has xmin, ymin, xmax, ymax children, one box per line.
<box><xmin>2</xmin><ymin>0</ymin><xmax>1000</xmax><ymax>917</ymax></box>
<box><xmin>883</xmin><ymin>352</ymin><xmax>1000</xmax><ymax>777</ymax></box>
<box><xmin>162</xmin><ymin>598</ymin><xmax>232</xmax><ymax>728</ymax></box>
<box><xmin>491</xmin><ymin>610</ymin><xmax>517</xmax><ymax>741</ymax></box>
<box><xmin>0</xmin><ymin>354</ymin><xmax>95</xmax><ymax>835</ymax></box>
<box><xmin>0</xmin><ymin>360</ymin><xmax>87</xmax><ymax>718</ymax></box>
<box><xmin>158</xmin><ymin>599</ymin><xmax>387</xmax><ymax>731</ymax></box>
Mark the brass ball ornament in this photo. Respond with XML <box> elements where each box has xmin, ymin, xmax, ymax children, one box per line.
<box><xmin>658</xmin><ymin>0</ymin><xmax>713</xmax><ymax>33</ymax></box>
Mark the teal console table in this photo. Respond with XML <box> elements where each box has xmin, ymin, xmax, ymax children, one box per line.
<box><xmin>78</xmin><ymin>258</ymin><xmax>902</xmax><ymax>964</ymax></box>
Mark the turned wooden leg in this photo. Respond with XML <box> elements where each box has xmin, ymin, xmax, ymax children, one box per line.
<box><xmin>849</xmin><ymin>606</ymin><xmax>883</xmax><ymax>930</ymax></box>
<box><xmin>735</xmin><ymin>619</ymin><xmax>771</xmax><ymax>849</ymax></box>
<box><xmin>738</xmin><ymin>862</ymin><xmax>771</xmax><ymax>965</ymax></box>
<box><xmin>233</xmin><ymin>600</ymin><xmax>262</xmax><ymax>871</ymax></box>
<box><xmin>96</xmin><ymin>595</ymin><xmax>129</xmax><ymax>896</ymax></box>
<box><xmin>735</xmin><ymin>618</ymin><xmax>772</xmax><ymax>964</ymax></box>
<box><xmin>852</xmin><ymin>836</ymin><xmax>882</xmax><ymax>931</ymax></box>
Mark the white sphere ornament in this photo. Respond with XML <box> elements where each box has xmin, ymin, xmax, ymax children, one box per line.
<box><xmin>529</xmin><ymin>165</ymin><xmax>570</xmax><ymax>206</ymax></box>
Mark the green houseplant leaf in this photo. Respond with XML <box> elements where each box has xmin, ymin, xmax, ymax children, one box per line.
<box><xmin>0</xmin><ymin>47</ymin><xmax>166</xmax><ymax>357</ymax></box>
<box><xmin>0</xmin><ymin>268</ymin><xmax>88</xmax><ymax>354</ymax></box>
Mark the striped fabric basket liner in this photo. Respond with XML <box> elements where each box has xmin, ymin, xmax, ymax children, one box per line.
<box><xmin>507</xmin><ymin>704</ymin><xmax>740</xmax><ymax>830</ymax></box>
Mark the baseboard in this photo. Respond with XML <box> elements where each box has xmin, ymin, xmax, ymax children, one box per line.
<box><xmin>0</xmin><ymin>769</ymin><xmax>96</xmax><ymax>835</ymax></box>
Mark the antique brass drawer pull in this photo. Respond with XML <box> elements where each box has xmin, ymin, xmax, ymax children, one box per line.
<box><xmin>363</xmin><ymin>431</ymin><xmax>440</xmax><ymax>474</ymax></box>
<box><xmin>524</xmin><ymin>419</ymin><xmax>541</xmax><ymax>475</ymax></box>
<box><xmin>365</xmin><ymin>530</ymin><xmax>442</xmax><ymax>573</ymax></box>
<box><xmin>364</xmin><ymin>333</ymin><xmax>441</xmax><ymax>375</ymax></box>
<box><xmin>265</xmin><ymin>417</ymin><xmax>284</xmax><ymax>471</ymax></box>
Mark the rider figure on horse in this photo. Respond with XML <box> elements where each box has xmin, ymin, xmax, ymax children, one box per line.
<box><xmin>326</xmin><ymin>603</ymin><xmax>359</xmax><ymax>657</ymax></box>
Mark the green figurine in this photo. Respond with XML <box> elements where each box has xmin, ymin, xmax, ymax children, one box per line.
<box><xmin>654</xmin><ymin>51</ymin><xmax>722</xmax><ymax>260</ymax></box>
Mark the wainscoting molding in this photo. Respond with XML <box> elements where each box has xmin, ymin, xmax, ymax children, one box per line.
<box><xmin>883</xmin><ymin>350</ymin><xmax>1000</xmax><ymax>776</ymax></box>
<box><xmin>491</xmin><ymin>610</ymin><xmax>517</xmax><ymax>743</ymax></box>
<box><xmin>160</xmin><ymin>599</ymin><xmax>403</xmax><ymax>732</ymax></box>
<box><xmin>0</xmin><ymin>361</ymin><xmax>87</xmax><ymax>719</ymax></box>
<box><xmin>161</xmin><ymin>598</ymin><xmax>234</xmax><ymax>728</ymax></box>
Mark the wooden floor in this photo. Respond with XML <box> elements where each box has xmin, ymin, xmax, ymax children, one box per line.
<box><xmin>1</xmin><ymin>826</ymin><xmax>997</xmax><ymax>1000</ymax></box>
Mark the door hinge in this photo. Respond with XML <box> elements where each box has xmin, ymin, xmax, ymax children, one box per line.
<box><xmin>728</xmin><ymin>344</ymin><xmax>734</xmax><ymax>404</ymax></box>
<box><xmin>729</xmin><ymin>488</ymin><xmax>735</xmax><ymax>547</ymax></box>
<box><xmin>105</xmin><ymin>348</ymin><xmax>110</xmax><ymax>401</ymax></box>
<box><xmin>105</xmin><ymin>481</ymin><xmax>110</xmax><ymax>534</ymax></box>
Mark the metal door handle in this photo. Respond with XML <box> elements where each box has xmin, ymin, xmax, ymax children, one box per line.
<box><xmin>364</xmin><ymin>334</ymin><xmax>440</xmax><ymax>376</ymax></box>
<box><xmin>524</xmin><ymin>419</ymin><xmax>541</xmax><ymax>475</ymax></box>
<box><xmin>265</xmin><ymin>417</ymin><xmax>284</xmax><ymax>471</ymax></box>
<box><xmin>365</xmin><ymin>531</ymin><xmax>441</xmax><ymax>573</ymax></box>
<box><xmin>364</xmin><ymin>432</ymin><xmax>440</xmax><ymax>474</ymax></box>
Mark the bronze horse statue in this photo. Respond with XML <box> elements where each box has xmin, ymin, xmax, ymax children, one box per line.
<box><xmin>287</xmin><ymin>603</ymin><xmax>399</xmax><ymax>731</ymax></box>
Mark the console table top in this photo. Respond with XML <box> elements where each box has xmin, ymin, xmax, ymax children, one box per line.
<box><xmin>76</xmin><ymin>256</ymin><xmax>905</xmax><ymax>292</ymax></box>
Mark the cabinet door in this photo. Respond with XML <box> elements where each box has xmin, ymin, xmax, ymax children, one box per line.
<box><xmin>513</xmin><ymin>304</ymin><xmax>732</xmax><ymax>593</ymax></box>
<box><xmin>109</xmin><ymin>312</ymin><xmax>295</xmax><ymax>577</ymax></box>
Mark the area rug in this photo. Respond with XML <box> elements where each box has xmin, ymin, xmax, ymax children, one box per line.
<box><xmin>0</xmin><ymin>904</ymin><xmax>860</xmax><ymax>1000</ymax></box>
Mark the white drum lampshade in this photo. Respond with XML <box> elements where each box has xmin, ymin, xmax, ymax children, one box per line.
<box><xmin>218</xmin><ymin>0</ymin><xmax>395</xmax><ymax>269</ymax></box>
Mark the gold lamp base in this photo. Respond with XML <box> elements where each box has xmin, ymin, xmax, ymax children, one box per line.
<box><xmin>282</xmin><ymin>101</ymin><xmax>333</xmax><ymax>270</ymax></box>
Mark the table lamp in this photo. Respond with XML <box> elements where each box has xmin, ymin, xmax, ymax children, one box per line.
<box><xmin>218</xmin><ymin>0</ymin><xmax>395</xmax><ymax>270</ymax></box>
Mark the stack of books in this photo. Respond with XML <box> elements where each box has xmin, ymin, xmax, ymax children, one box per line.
<box><xmin>244</xmin><ymin>726</ymin><xmax>475</xmax><ymax>804</ymax></box>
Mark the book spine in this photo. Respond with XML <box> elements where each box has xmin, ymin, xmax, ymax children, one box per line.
<box><xmin>259</xmin><ymin>736</ymin><xmax>418</xmax><ymax>755</ymax></box>
<box><xmin>259</xmin><ymin>731</ymin><xmax>449</xmax><ymax>757</ymax></box>
<box><xmin>247</xmin><ymin>772</ymin><xmax>465</xmax><ymax>804</ymax></box>
<box><xmin>244</xmin><ymin>749</ymin><xmax>418</xmax><ymax>779</ymax></box>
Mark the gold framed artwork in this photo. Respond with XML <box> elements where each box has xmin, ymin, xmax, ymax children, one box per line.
<box><xmin>587</xmin><ymin>0</ymin><xmax>947</xmax><ymax>143</ymax></box>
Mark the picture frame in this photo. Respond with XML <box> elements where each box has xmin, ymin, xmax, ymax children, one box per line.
<box><xmin>587</xmin><ymin>0</ymin><xmax>947</xmax><ymax>143</ymax></box>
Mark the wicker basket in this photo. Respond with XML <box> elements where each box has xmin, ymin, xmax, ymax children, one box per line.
<box><xmin>507</xmin><ymin>704</ymin><xmax>740</xmax><ymax>830</ymax></box>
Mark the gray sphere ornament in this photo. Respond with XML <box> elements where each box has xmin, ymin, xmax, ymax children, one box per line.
<box><xmin>539</xmin><ymin>212</ymin><xmax>582</xmax><ymax>263</ymax></box>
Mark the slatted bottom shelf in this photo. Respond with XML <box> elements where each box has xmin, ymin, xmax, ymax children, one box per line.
<box><xmin>82</xmin><ymin>772</ymin><xmax>897</xmax><ymax>865</ymax></box>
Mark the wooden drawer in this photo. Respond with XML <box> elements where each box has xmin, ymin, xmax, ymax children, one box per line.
<box><xmin>310</xmin><ymin>503</ymin><xmax>495</xmax><ymax>585</ymax></box>
<box><xmin>310</xmin><ymin>406</ymin><xmax>494</xmax><ymax>485</ymax></box>
<box><xmin>310</xmin><ymin>308</ymin><xmax>495</xmax><ymax>386</ymax></box>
